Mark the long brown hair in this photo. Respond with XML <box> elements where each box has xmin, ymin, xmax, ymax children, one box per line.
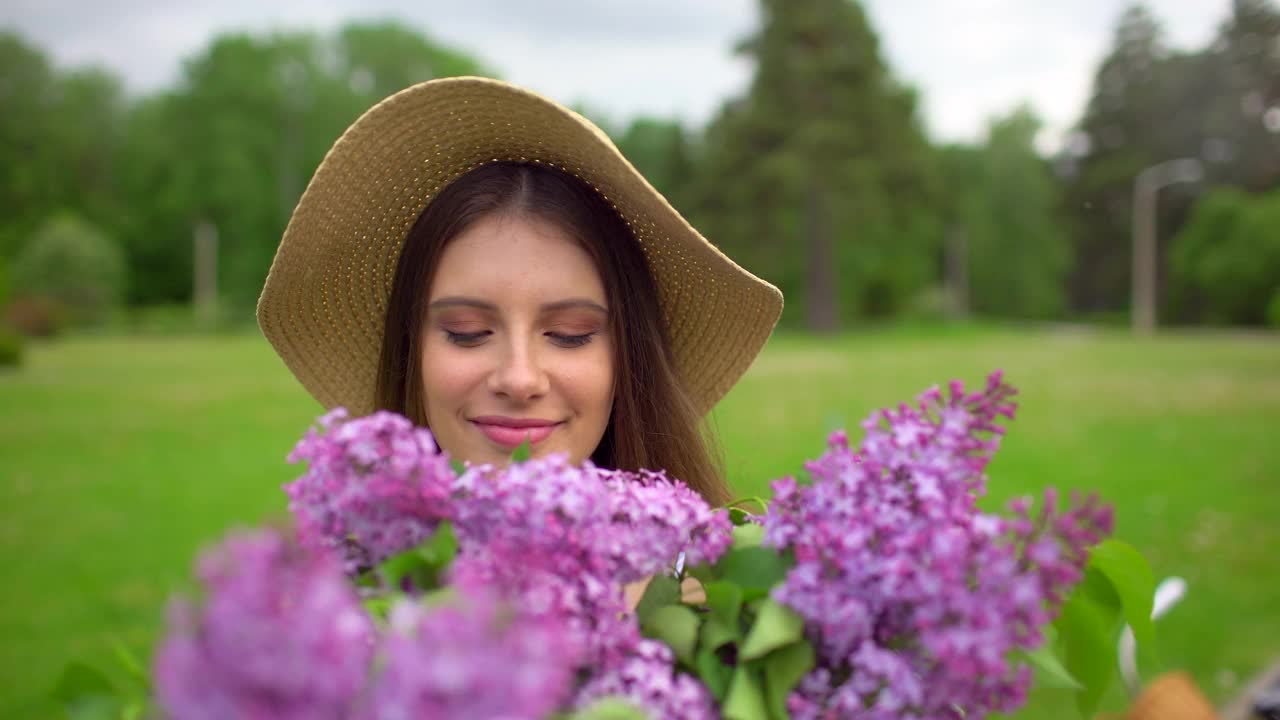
<box><xmin>375</xmin><ymin>161</ymin><xmax>731</xmax><ymax>506</ymax></box>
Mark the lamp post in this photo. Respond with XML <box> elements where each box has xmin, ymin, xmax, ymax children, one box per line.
<box><xmin>193</xmin><ymin>221</ymin><xmax>218</xmax><ymax>331</ymax></box>
<box><xmin>1131</xmin><ymin>158</ymin><xmax>1202</xmax><ymax>334</ymax></box>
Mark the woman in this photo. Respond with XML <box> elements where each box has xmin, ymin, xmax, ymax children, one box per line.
<box><xmin>257</xmin><ymin>76</ymin><xmax>782</xmax><ymax>508</ymax></box>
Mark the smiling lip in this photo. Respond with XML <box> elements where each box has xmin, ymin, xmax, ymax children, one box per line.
<box><xmin>470</xmin><ymin>416</ymin><xmax>562</xmax><ymax>448</ymax></box>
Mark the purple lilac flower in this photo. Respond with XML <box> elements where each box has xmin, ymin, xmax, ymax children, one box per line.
<box><xmin>284</xmin><ymin>408</ymin><xmax>455</xmax><ymax>572</ymax></box>
<box><xmin>363</xmin><ymin>589</ymin><xmax>579</xmax><ymax>720</ymax></box>
<box><xmin>574</xmin><ymin>638</ymin><xmax>719</xmax><ymax>720</ymax></box>
<box><xmin>154</xmin><ymin>529</ymin><xmax>374</xmax><ymax>720</ymax></box>
<box><xmin>446</xmin><ymin>454</ymin><xmax>731</xmax><ymax>712</ymax></box>
<box><xmin>450</xmin><ymin>457</ymin><xmax>732</xmax><ymax>583</ymax></box>
<box><xmin>765</xmin><ymin>372</ymin><xmax>1113</xmax><ymax>719</ymax></box>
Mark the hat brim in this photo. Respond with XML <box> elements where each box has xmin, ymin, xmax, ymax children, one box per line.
<box><xmin>257</xmin><ymin>76</ymin><xmax>782</xmax><ymax>417</ymax></box>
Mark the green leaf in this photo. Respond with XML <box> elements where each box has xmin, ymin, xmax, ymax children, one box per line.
<box><xmin>1055</xmin><ymin>589</ymin><xmax>1122</xmax><ymax>717</ymax></box>
<box><xmin>510</xmin><ymin>436</ymin><xmax>532</xmax><ymax>462</ymax></box>
<box><xmin>52</xmin><ymin>662</ymin><xmax>115</xmax><ymax>703</ymax></box>
<box><xmin>377</xmin><ymin>522</ymin><xmax>457</xmax><ymax>591</ymax></box>
<box><xmin>1076</xmin><ymin>564</ymin><xmax>1121</xmax><ymax>610</ymax></box>
<box><xmin>695</xmin><ymin>646</ymin><xmax>734</xmax><ymax>700</ymax></box>
<box><xmin>64</xmin><ymin>697</ymin><xmax>124</xmax><ymax>720</ymax></box>
<box><xmin>704</xmin><ymin>580</ymin><xmax>745</xmax><ymax>629</ymax></box>
<box><xmin>1021</xmin><ymin>627</ymin><xmax>1083</xmax><ymax>691</ymax></box>
<box><xmin>725</xmin><ymin>496</ymin><xmax>770</xmax><ymax>514</ymax></box>
<box><xmin>1088</xmin><ymin>540</ymin><xmax>1158</xmax><ymax>665</ymax></box>
<box><xmin>634</xmin><ymin>575</ymin><xmax>681</xmax><ymax>625</ymax></box>
<box><xmin>686</xmin><ymin>562</ymin><xmax>717</xmax><ymax>584</ymax></box>
<box><xmin>51</xmin><ymin>662</ymin><xmax>122</xmax><ymax>720</ymax></box>
<box><xmin>723</xmin><ymin>666</ymin><xmax>769</xmax><ymax>720</ymax></box>
<box><xmin>362</xmin><ymin>594</ymin><xmax>394</xmax><ymax>622</ymax></box>
<box><xmin>641</xmin><ymin>604</ymin><xmax>701</xmax><ymax>665</ymax></box>
<box><xmin>701</xmin><ymin>617</ymin><xmax>740</xmax><ymax>653</ymax></box>
<box><xmin>449</xmin><ymin>457</ymin><xmax>467</xmax><ymax>476</ymax></box>
<box><xmin>378</xmin><ymin>548</ymin><xmax>432</xmax><ymax>590</ymax></box>
<box><xmin>419</xmin><ymin>521</ymin><xmax>458</xmax><ymax>569</ymax></box>
<box><xmin>763</xmin><ymin>640</ymin><xmax>815</xmax><ymax>719</ymax></box>
<box><xmin>109</xmin><ymin>638</ymin><xmax>150</xmax><ymax>692</ymax></box>
<box><xmin>740</xmin><ymin>598</ymin><xmax>805</xmax><ymax>661</ymax></box>
<box><xmin>571</xmin><ymin>696</ymin><xmax>650</xmax><ymax>719</ymax></box>
<box><xmin>715</xmin><ymin>547</ymin><xmax>789</xmax><ymax>595</ymax></box>
<box><xmin>732</xmin><ymin>523</ymin><xmax>765</xmax><ymax>549</ymax></box>
<box><xmin>724</xmin><ymin>497</ymin><xmax>769</xmax><ymax>524</ymax></box>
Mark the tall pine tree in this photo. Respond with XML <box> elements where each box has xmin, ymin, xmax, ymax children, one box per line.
<box><xmin>690</xmin><ymin>0</ymin><xmax>940</xmax><ymax>330</ymax></box>
<box><xmin>1207</xmin><ymin>0</ymin><xmax>1280</xmax><ymax>191</ymax></box>
<box><xmin>1064</xmin><ymin>3</ymin><xmax>1180</xmax><ymax>315</ymax></box>
<box><xmin>1065</xmin><ymin>1</ymin><xmax>1280</xmax><ymax>320</ymax></box>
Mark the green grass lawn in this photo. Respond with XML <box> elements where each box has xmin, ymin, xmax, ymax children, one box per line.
<box><xmin>2</xmin><ymin>327</ymin><xmax>1277</xmax><ymax>718</ymax></box>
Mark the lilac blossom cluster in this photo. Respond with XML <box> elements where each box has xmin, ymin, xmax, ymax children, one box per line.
<box><xmin>284</xmin><ymin>409</ymin><xmax>455</xmax><ymax>573</ymax></box>
<box><xmin>154</xmin><ymin>529</ymin><xmax>584</xmax><ymax>720</ymax></box>
<box><xmin>575</xmin><ymin>638</ymin><xmax>720</xmax><ymax>719</ymax></box>
<box><xmin>447</xmin><ymin>455</ymin><xmax>728</xmax><ymax>717</ymax></box>
<box><xmin>154</xmin><ymin>529</ymin><xmax>374</xmax><ymax>720</ymax></box>
<box><xmin>364</xmin><ymin>590</ymin><xmax>580</xmax><ymax>720</ymax></box>
<box><xmin>764</xmin><ymin>372</ymin><xmax>1114</xmax><ymax>719</ymax></box>
<box><xmin>158</xmin><ymin>411</ymin><xmax>730</xmax><ymax>720</ymax></box>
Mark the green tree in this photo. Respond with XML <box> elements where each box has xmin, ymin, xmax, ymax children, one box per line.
<box><xmin>1169</xmin><ymin>187</ymin><xmax>1280</xmax><ymax>324</ymax></box>
<box><xmin>0</xmin><ymin>33</ymin><xmax>126</xmax><ymax>259</ymax></box>
<box><xmin>615</xmin><ymin>117</ymin><xmax>696</xmax><ymax>215</ymax></box>
<box><xmin>944</xmin><ymin>108</ymin><xmax>1070</xmax><ymax>319</ymax></box>
<box><xmin>1202</xmin><ymin>0</ymin><xmax>1280</xmax><ymax>191</ymax></box>
<box><xmin>336</xmin><ymin>21</ymin><xmax>494</xmax><ymax>103</ymax></box>
<box><xmin>115</xmin><ymin>22</ymin><xmax>493</xmax><ymax>310</ymax></box>
<box><xmin>0</xmin><ymin>32</ymin><xmax>59</xmax><ymax>258</ymax></box>
<box><xmin>691</xmin><ymin>0</ymin><xmax>941</xmax><ymax>329</ymax></box>
<box><xmin>1062</xmin><ymin>1</ymin><xmax>1280</xmax><ymax>322</ymax></box>
<box><xmin>1064</xmin><ymin>4</ymin><xmax>1184</xmax><ymax>316</ymax></box>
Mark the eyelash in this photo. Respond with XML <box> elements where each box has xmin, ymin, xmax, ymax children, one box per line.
<box><xmin>444</xmin><ymin>330</ymin><xmax>596</xmax><ymax>348</ymax></box>
<box><xmin>444</xmin><ymin>330</ymin><xmax>489</xmax><ymax>347</ymax></box>
<box><xmin>551</xmin><ymin>332</ymin><xmax>595</xmax><ymax>348</ymax></box>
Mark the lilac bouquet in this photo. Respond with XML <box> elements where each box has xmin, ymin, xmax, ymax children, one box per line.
<box><xmin>758</xmin><ymin>374</ymin><xmax>1113</xmax><ymax>718</ymax></box>
<box><xmin>60</xmin><ymin>372</ymin><xmax>1156</xmax><ymax>720</ymax></box>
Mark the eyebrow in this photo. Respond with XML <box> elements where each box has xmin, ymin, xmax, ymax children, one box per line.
<box><xmin>428</xmin><ymin>296</ymin><xmax>609</xmax><ymax>314</ymax></box>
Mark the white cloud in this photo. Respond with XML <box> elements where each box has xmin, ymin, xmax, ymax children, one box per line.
<box><xmin>1</xmin><ymin>0</ymin><xmax>1234</xmax><ymax>152</ymax></box>
<box><xmin>863</xmin><ymin>0</ymin><xmax>1230</xmax><ymax>151</ymax></box>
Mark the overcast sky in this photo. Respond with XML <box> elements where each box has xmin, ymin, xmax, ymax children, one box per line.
<box><xmin>3</xmin><ymin>0</ymin><xmax>1228</xmax><ymax>153</ymax></box>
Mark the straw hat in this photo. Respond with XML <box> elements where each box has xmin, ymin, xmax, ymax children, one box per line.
<box><xmin>257</xmin><ymin>76</ymin><xmax>783</xmax><ymax>418</ymax></box>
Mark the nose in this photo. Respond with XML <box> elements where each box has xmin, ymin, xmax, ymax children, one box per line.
<box><xmin>487</xmin><ymin>335</ymin><xmax>550</xmax><ymax>402</ymax></box>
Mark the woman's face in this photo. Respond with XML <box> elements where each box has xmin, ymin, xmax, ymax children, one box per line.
<box><xmin>419</xmin><ymin>212</ymin><xmax>615</xmax><ymax>466</ymax></box>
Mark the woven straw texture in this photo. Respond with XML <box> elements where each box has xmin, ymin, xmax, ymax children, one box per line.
<box><xmin>257</xmin><ymin>76</ymin><xmax>783</xmax><ymax>418</ymax></box>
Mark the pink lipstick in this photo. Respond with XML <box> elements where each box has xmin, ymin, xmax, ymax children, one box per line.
<box><xmin>470</xmin><ymin>416</ymin><xmax>561</xmax><ymax>448</ymax></box>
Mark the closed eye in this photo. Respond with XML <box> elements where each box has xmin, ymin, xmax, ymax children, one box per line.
<box><xmin>445</xmin><ymin>330</ymin><xmax>491</xmax><ymax>347</ymax></box>
<box><xmin>548</xmin><ymin>332</ymin><xmax>596</xmax><ymax>348</ymax></box>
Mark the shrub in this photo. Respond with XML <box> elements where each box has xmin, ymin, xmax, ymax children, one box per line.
<box><xmin>0</xmin><ymin>254</ymin><xmax>9</xmax><ymax>306</ymax></box>
<box><xmin>0</xmin><ymin>325</ymin><xmax>21</xmax><ymax>368</ymax></box>
<box><xmin>5</xmin><ymin>295</ymin><xmax>69</xmax><ymax>337</ymax></box>
<box><xmin>903</xmin><ymin>285</ymin><xmax>955</xmax><ymax>322</ymax></box>
<box><xmin>1171</xmin><ymin>188</ymin><xmax>1280</xmax><ymax>325</ymax></box>
<box><xmin>10</xmin><ymin>214</ymin><xmax>127</xmax><ymax>327</ymax></box>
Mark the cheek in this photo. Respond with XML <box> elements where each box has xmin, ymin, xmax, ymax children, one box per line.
<box><xmin>419</xmin><ymin>340</ymin><xmax>484</xmax><ymax>412</ymax></box>
<box><xmin>565</xmin><ymin>342</ymin><xmax>615</xmax><ymax>416</ymax></box>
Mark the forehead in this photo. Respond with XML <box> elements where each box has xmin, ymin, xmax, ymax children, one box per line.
<box><xmin>428</xmin><ymin>213</ymin><xmax>605</xmax><ymax>302</ymax></box>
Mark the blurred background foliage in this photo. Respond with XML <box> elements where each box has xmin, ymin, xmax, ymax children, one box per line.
<box><xmin>2</xmin><ymin>2</ymin><xmax>1279</xmax><ymax>718</ymax></box>
<box><xmin>1</xmin><ymin>0</ymin><xmax>1278</xmax><ymax>344</ymax></box>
